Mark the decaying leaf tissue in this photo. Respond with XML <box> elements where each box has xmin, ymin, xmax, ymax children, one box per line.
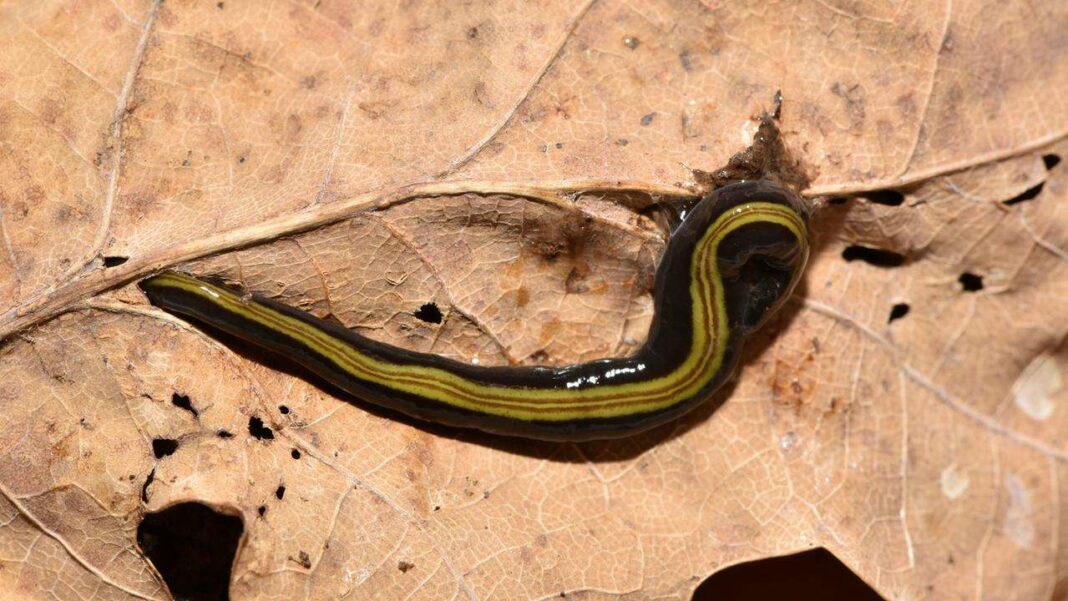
<box><xmin>0</xmin><ymin>1</ymin><xmax>1064</xmax><ymax>600</ymax></box>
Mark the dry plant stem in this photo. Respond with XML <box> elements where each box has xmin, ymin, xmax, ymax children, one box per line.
<box><xmin>803</xmin><ymin>129</ymin><xmax>1068</xmax><ymax>196</ymax></box>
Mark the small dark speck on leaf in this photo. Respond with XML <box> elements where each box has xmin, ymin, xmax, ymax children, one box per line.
<box><xmin>152</xmin><ymin>438</ymin><xmax>179</xmax><ymax>459</ymax></box>
<box><xmin>278</xmin><ymin>404</ymin><xmax>290</xmax><ymax>415</ymax></box>
<box><xmin>248</xmin><ymin>416</ymin><xmax>274</xmax><ymax>440</ymax></box>
<box><xmin>1003</xmin><ymin>182</ymin><xmax>1043</xmax><ymax>205</ymax></box>
<box><xmin>959</xmin><ymin>272</ymin><xmax>983</xmax><ymax>292</ymax></box>
<box><xmin>414</xmin><ymin>303</ymin><xmax>443</xmax><ymax>324</ymax></box>
<box><xmin>841</xmin><ymin>245</ymin><xmax>906</xmax><ymax>268</ymax></box>
<box><xmin>861</xmin><ymin>189</ymin><xmax>904</xmax><ymax>206</ymax></box>
<box><xmin>291</xmin><ymin>448</ymin><xmax>301</xmax><ymax>460</ymax></box>
<box><xmin>679</xmin><ymin>50</ymin><xmax>693</xmax><ymax>71</ymax></box>
<box><xmin>623</xmin><ymin>36</ymin><xmax>640</xmax><ymax>49</ymax></box>
<box><xmin>275</xmin><ymin>485</ymin><xmax>286</xmax><ymax>500</ymax></box>
<box><xmin>171</xmin><ymin>392</ymin><xmax>197</xmax><ymax>416</ymax></box>
<box><xmin>398</xmin><ymin>560</ymin><xmax>415</xmax><ymax>573</ymax></box>
<box><xmin>640</xmin><ymin>112</ymin><xmax>656</xmax><ymax>126</ymax></box>
<box><xmin>217</xmin><ymin>430</ymin><xmax>234</xmax><ymax>439</ymax></box>
<box><xmin>888</xmin><ymin>303</ymin><xmax>910</xmax><ymax>323</ymax></box>
<box><xmin>257</xmin><ymin>506</ymin><xmax>266</xmax><ymax>516</ymax></box>
<box><xmin>141</xmin><ymin>469</ymin><xmax>155</xmax><ymax>503</ymax></box>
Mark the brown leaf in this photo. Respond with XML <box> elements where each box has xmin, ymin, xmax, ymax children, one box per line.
<box><xmin>0</xmin><ymin>1</ymin><xmax>1066</xmax><ymax>600</ymax></box>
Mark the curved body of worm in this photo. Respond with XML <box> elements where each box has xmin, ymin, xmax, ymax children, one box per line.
<box><xmin>140</xmin><ymin>180</ymin><xmax>810</xmax><ymax>441</ymax></box>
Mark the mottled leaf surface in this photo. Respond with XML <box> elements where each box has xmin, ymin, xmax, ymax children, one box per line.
<box><xmin>0</xmin><ymin>1</ymin><xmax>1065</xmax><ymax>600</ymax></box>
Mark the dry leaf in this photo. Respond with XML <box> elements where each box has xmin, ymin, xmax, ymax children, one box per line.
<box><xmin>0</xmin><ymin>1</ymin><xmax>1066</xmax><ymax>600</ymax></box>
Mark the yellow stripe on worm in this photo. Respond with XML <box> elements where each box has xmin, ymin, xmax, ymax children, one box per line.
<box><xmin>141</xmin><ymin>181</ymin><xmax>810</xmax><ymax>440</ymax></box>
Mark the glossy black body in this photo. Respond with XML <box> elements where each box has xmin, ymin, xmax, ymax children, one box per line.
<box><xmin>142</xmin><ymin>181</ymin><xmax>808</xmax><ymax>440</ymax></box>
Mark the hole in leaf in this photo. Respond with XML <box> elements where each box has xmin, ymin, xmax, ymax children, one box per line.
<box><xmin>217</xmin><ymin>430</ymin><xmax>234</xmax><ymax>439</ymax></box>
<box><xmin>291</xmin><ymin>449</ymin><xmax>301</xmax><ymax>460</ymax></box>
<box><xmin>278</xmin><ymin>404</ymin><xmax>290</xmax><ymax>415</ymax></box>
<box><xmin>414</xmin><ymin>302</ymin><xmax>443</xmax><ymax>324</ymax></box>
<box><xmin>138</xmin><ymin>502</ymin><xmax>243</xmax><ymax>601</ymax></box>
<box><xmin>959</xmin><ymin>272</ymin><xmax>983</xmax><ymax>292</ymax></box>
<box><xmin>841</xmin><ymin>245</ymin><xmax>906</xmax><ymax>268</ymax></box>
<box><xmin>248</xmin><ymin>416</ymin><xmax>274</xmax><ymax>440</ymax></box>
<box><xmin>888</xmin><ymin>303</ymin><xmax>910</xmax><ymax>323</ymax></box>
<box><xmin>1003</xmin><ymin>182</ymin><xmax>1044</xmax><ymax>205</ymax></box>
<box><xmin>152</xmin><ymin>438</ymin><xmax>179</xmax><ymax>459</ymax></box>
<box><xmin>692</xmin><ymin>548</ymin><xmax>885</xmax><ymax>601</ymax></box>
<box><xmin>257</xmin><ymin>505</ymin><xmax>266</xmax><ymax>516</ymax></box>
<box><xmin>171</xmin><ymin>392</ymin><xmax>197</xmax><ymax>417</ymax></box>
<box><xmin>275</xmin><ymin>485</ymin><xmax>286</xmax><ymax>500</ymax></box>
<box><xmin>141</xmin><ymin>468</ymin><xmax>155</xmax><ymax>503</ymax></box>
<box><xmin>1043</xmin><ymin>153</ymin><xmax>1061</xmax><ymax>170</ymax></box>
<box><xmin>860</xmin><ymin>189</ymin><xmax>904</xmax><ymax>206</ymax></box>
<box><xmin>103</xmin><ymin>255</ymin><xmax>129</xmax><ymax>267</ymax></box>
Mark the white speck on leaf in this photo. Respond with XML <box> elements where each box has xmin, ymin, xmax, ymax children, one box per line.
<box><xmin>779</xmin><ymin>431</ymin><xmax>797</xmax><ymax>451</ymax></box>
<box><xmin>1002</xmin><ymin>473</ymin><xmax>1034</xmax><ymax>549</ymax></box>
<box><xmin>1011</xmin><ymin>353</ymin><xmax>1060</xmax><ymax>421</ymax></box>
<box><xmin>940</xmin><ymin>464</ymin><xmax>969</xmax><ymax>499</ymax></box>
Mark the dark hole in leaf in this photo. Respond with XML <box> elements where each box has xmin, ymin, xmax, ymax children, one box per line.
<box><xmin>826</xmin><ymin>196</ymin><xmax>849</xmax><ymax>205</ymax></box>
<box><xmin>152</xmin><ymin>438</ymin><xmax>179</xmax><ymax>459</ymax></box>
<box><xmin>1043</xmin><ymin>153</ymin><xmax>1061</xmax><ymax>170</ymax></box>
<box><xmin>414</xmin><ymin>302</ymin><xmax>443</xmax><ymax>324</ymax></box>
<box><xmin>959</xmin><ymin>272</ymin><xmax>983</xmax><ymax>292</ymax></box>
<box><xmin>275</xmin><ymin>485</ymin><xmax>286</xmax><ymax>500</ymax></box>
<box><xmin>888</xmin><ymin>303</ymin><xmax>910</xmax><ymax>323</ymax></box>
<box><xmin>172</xmin><ymin>392</ymin><xmax>197</xmax><ymax>417</ymax></box>
<box><xmin>278</xmin><ymin>404</ymin><xmax>290</xmax><ymax>415</ymax></box>
<box><xmin>138</xmin><ymin>502</ymin><xmax>243</xmax><ymax>601</ymax></box>
<box><xmin>141</xmin><ymin>468</ymin><xmax>155</xmax><ymax>503</ymax></box>
<box><xmin>1003</xmin><ymin>182</ymin><xmax>1044</xmax><ymax>205</ymax></box>
<box><xmin>841</xmin><ymin>245</ymin><xmax>906</xmax><ymax>268</ymax></box>
<box><xmin>248</xmin><ymin>416</ymin><xmax>274</xmax><ymax>440</ymax></box>
<box><xmin>257</xmin><ymin>506</ymin><xmax>266</xmax><ymax>516</ymax></box>
<box><xmin>217</xmin><ymin>430</ymin><xmax>234</xmax><ymax>439</ymax></box>
<box><xmin>691</xmin><ymin>548</ymin><xmax>885</xmax><ymax>601</ymax></box>
<box><xmin>291</xmin><ymin>449</ymin><xmax>301</xmax><ymax>460</ymax></box>
<box><xmin>103</xmin><ymin>255</ymin><xmax>129</xmax><ymax>267</ymax></box>
<box><xmin>860</xmin><ymin>189</ymin><xmax>904</xmax><ymax>206</ymax></box>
